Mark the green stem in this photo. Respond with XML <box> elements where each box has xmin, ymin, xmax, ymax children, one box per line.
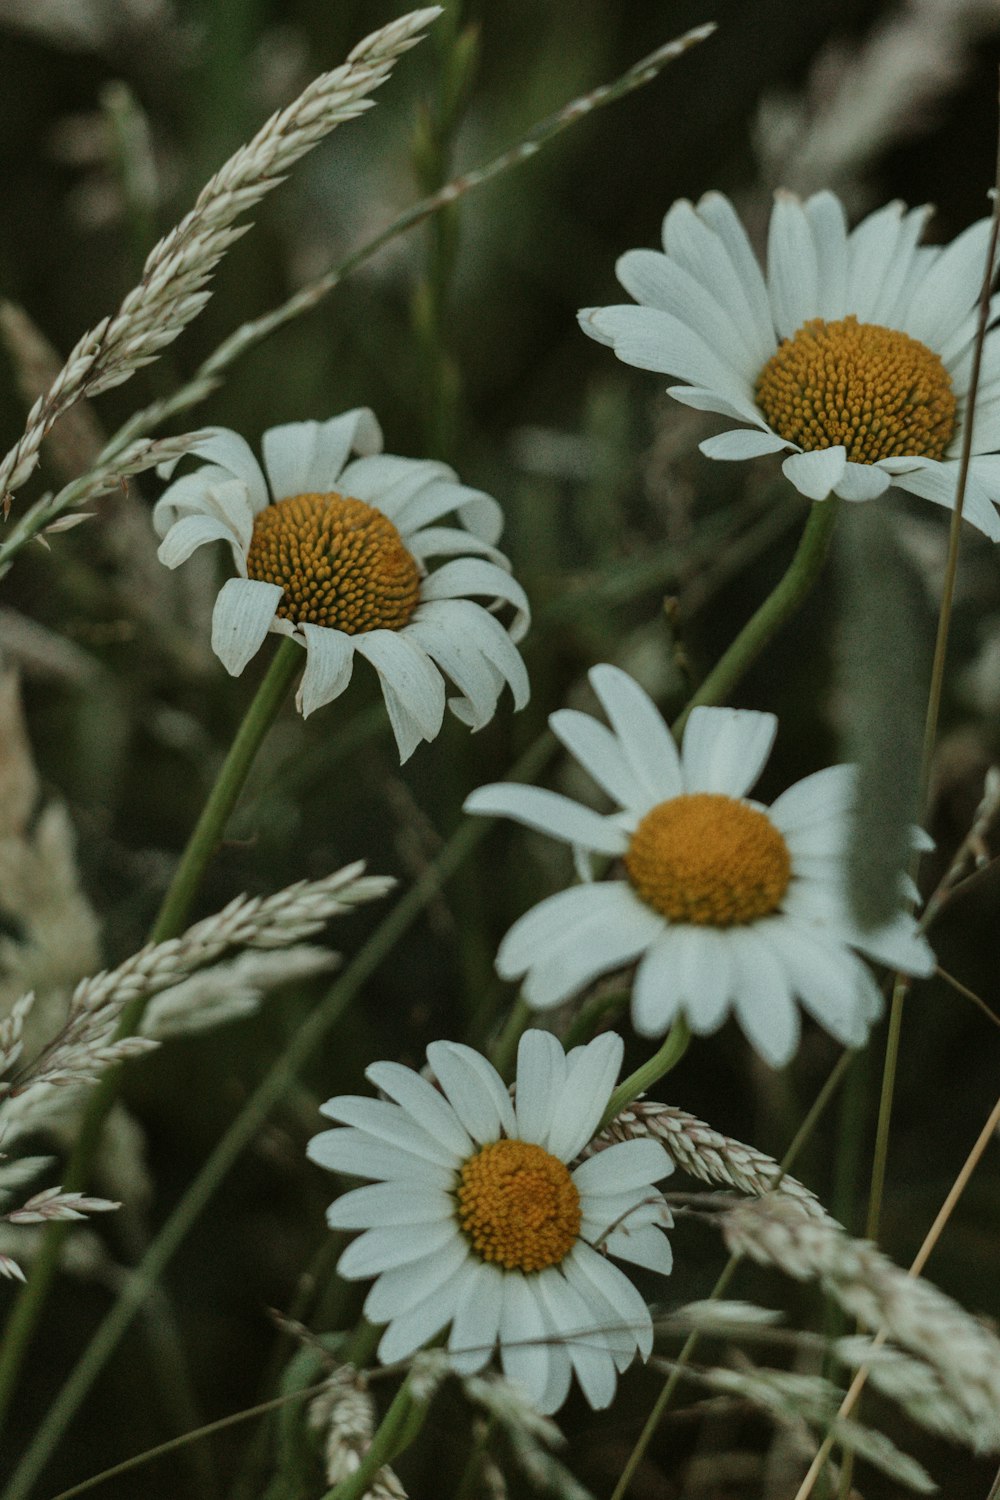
<box><xmin>1</xmin><ymin>733</ymin><xmax>556</xmax><ymax>1500</ymax></box>
<box><xmin>488</xmin><ymin>994</ymin><xmax>532</xmax><ymax>1080</ymax></box>
<box><xmin>323</xmin><ymin>1372</ymin><xmax>431</xmax><ymax>1500</ymax></box>
<box><xmin>609</xmin><ymin>1048</ymin><xmax>852</xmax><ymax>1500</ymax></box>
<box><xmin>0</xmin><ymin>637</ymin><xmax>301</xmax><ymax>1441</ymax></box>
<box><xmin>672</xmin><ymin>498</ymin><xmax>839</xmax><ymax>735</ymax></box>
<box><xmin>602</xmin><ymin>1018</ymin><xmax>690</xmax><ymax>1127</ymax></box>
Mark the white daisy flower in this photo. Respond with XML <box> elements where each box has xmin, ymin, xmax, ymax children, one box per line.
<box><xmin>580</xmin><ymin>190</ymin><xmax>1000</xmax><ymax>539</ymax></box>
<box><xmin>464</xmin><ymin>666</ymin><xmax>936</xmax><ymax>1068</ymax></box>
<box><xmin>153</xmin><ymin>409</ymin><xmax>530</xmax><ymax>761</ymax></box>
<box><xmin>307</xmin><ymin>1029</ymin><xmax>673</xmax><ymax>1414</ymax></box>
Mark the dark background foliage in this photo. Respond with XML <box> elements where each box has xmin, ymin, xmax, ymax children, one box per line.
<box><xmin>2</xmin><ymin>0</ymin><xmax>1000</xmax><ymax>1494</ymax></box>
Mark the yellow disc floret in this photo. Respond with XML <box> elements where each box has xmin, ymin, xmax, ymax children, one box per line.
<box><xmin>245</xmin><ymin>492</ymin><xmax>421</xmax><ymax>633</ymax></box>
<box><xmin>457</xmin><ymin>1139</ymin><xmax>581</xmax><ymax>1272</ymax></box>
<box><xmin>625</xmin><ymin>792</ymin><xmax>791</xmax><ymax>926</ymax></box>
<box><xmin>755</xmin><ymin>316</ymin><xmax>956</xmax><ymax>464</ymax></box>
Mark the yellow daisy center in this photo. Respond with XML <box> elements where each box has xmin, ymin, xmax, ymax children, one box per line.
<box><xmin>245</xmin><ymin>492</ymin><xmax>421</xmax><ymax>633</ymax></box>
<box><xmin>457</xmin><ymin>1139</ymin><xmax>581</xmax><ymax>1273</ymax></box>
<box><xmin>754</xmin><ymin>316</ymin><xmax>956</xmax><ymax>464</ymax></box>
<box><xmin>624</xmin><ymin>792</ymin><xmax>791</xmax><ymax>926</ymax></box>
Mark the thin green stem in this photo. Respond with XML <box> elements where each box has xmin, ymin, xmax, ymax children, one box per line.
<box><xmin>488</xmin><ymin>994</ymin><xmax>533</xmax><ymax>1080</ymax></box>
<box><xmin>1</xmin><ymin>734</ymin><xmax>555</xmax><ymax>1500</ymax></box>
<box><xmin>322</xmin><ymin>1371</ymin><xmax>431</xmax><ymax>1500</ymax></box>
<box><xmin>602</xmin><ymin>1019</ymin><xmax>690</xmax><ymax>1127</ymax></box>
<box><xmin>862</xmin><ymin>124</ymin><xmax>1000</xmax><ymax>1253</ymax></box>
<box><xmin>672</xmin><ymin>498</ymin><xmax>839</xmax><ymax>736</ymax></box>
<box><xmin>0</xmin><ymin>638</ymin><xmax>302</xmax><ymax>1441</ymax></box>
<box><xmin>610</xmin><ymin>1048</ymin><xmax>852</xmax><ymax>1500</ymax></box>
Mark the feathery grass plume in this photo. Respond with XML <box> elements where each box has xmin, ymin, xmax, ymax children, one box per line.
<box><xmin>461</xmin><ymin>1373</ymin><xmax>596</xmax><ymax>1500</ymax></box>
<box><xmin>722</xmin><ymin>1197</ymin><xmax>1000</xmax><ymax>1452</ymax></box>
<box><xmin>0</xmin><ymin>6</ymin><xmax>442</xmax><ymax>507</ymax></box>
<box><xmin>836</xmin><ymin>1335</ymin><xmax>987</xmax><ymax>1449</ymax></box>
<box><xmin>755</xmin><ymin>0</ymin><xmax>1000</xmax><ymax>194</ymax></box>
<box><xmin>0</xmin><ymin>302</ymin><xmax>104</xmax><ymax>483</ymax></box>
<box><xmin>595</xmin><ymin>1100</ymin><xmax>829</xmax><ymax>1221</ymax></box>
<box><xmin>308</xmin><ymin>1366</ymin><xmax>405</xmax><ymax>1495</ymax></box>
<box><xmin>140</xmin><ymin>944</ymin><xmax>339</xmax><ymax>1039</ymax></box>
<box><xmin>0</xmin><ymin>864</ymin><xmax>394</xmax><ymax>1149</ymax></box>
<box><xmin>681</xmin><ymin>1364</ymin><xmax>934</xmax><ymax>1493</ymax></box>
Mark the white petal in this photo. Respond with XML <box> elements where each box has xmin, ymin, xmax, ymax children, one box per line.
<box><xmin>700</xmin><ymin>429</ymin><xmax>789</xmax><ymax>460</ymax></box>
<box><xmin>588</xmin><ymin>663</ymin><xmax>683</xmax><ymax>803</ymax></box>
<box><xmin>898</xmin><ymin>218</ymin><xmax>991</xmax><ymax>350</ymax></box>
<box><xmin>564</xmin><ymin>1241</ymin><xmax>652</xmax><ymax>1358</ymax></box>
<box><xmin>890</xmin><ymin>462</ymin><xmax>1000</xmax><ymax>541</ymax></box>
<box><xmin>546</xmin><ymin>1032</ymin><xmax>623</xmax><ymax>1161</ymax></box>
<box><xmin>405</xmin><ymin>525</ymin><xmax>508</xmax><ymax>567</ymax></box>
<box><xmin>667</xmin><ymin>194</ymin><xmax>776</xmax><ymax>367</ymax></box>
<box><xmin>602</xmin><ymin>1225</ymin><xmax>674</xmax><ymax>1275</ymax></box>
<box><xmin>767</xmin><ymin>192</ymin><xmax>820</xmax><ymax>339</ymax></box>
<box><xmin>668</xmin><ymin>383</ymin><xmax>771</xmax><ymax>427</ymax></box>
<box><xmin>514</xmin><ymin>1030</ymin><xmax>567</xmax><ymax>1146</ymax></box>
<box><xmin>871</xmin><ymin>206</ymin><xmax>933</xmax><ymax>325</ymax></box>
<box><xmin>420</xmin><ymin>559</ymin><xmax>530</xmax><ymax>644</ymax></box>
<box><xmin>152</xmin><ymin>463</ymin><xmax>239</xmax><ymax>534</ymax></box>
<box><xmin>845</xmin><ymin>201</ymin><xmax>907</xmax><ymax>323</ymax></box>
<box><xmin>420</xmin><ymin>598</ymin><xmax>529</xmax><ymax>710</ymax></box>
<box><xmin>364</xmin><ymin>1062</ymin><xmax>473</xmax><ymax>1157</ymax></box>
<box><xmin>306</xmin><ymin>1128</ymin><xmax>454</xmax><ymax>1187</ymax></box>
<box><xmin>296</xmin><ymin>625</ymin><xmax>355</xmax><ymax>717</ymax></box>
<box><xmin>518</xmin><ymin>890</ymin><xmax>663</xmax><ymax>1011</ymax></box>
<box><xmin>535</xmin><ymin>1268</ymin><xmax>618</xmax><ymax>1409</ymax></box>
<box><xmin>463</xmin><ymin>782</ymin><xmax>628</xmax><ymax>856</ymax></box>
<box><xmin>376</xmin><ymin>1262</ymin><xmax>471</xmax><ymax>1364</ymax></box>
<box><xmin>338</xmin><ymin>454</ymin><xmax>451</xmax><ymax>506</ymax></box>
<box><xmin>190</xmin><ymin>428</ymin><xmax>269</xmax><ymax>512</ymax></box>
<box><xmin>325</xmin><ymin>1181</ymin><xmax>454</xmax><ymax>1230</ymax></box>
<box><xmin>833</xmin><ymin>463</ymin><xmax>893</xmax><ymax>501</ymax></box>
<box><xmin>495</xmin><ymin>881</ymin><xmax>659</xmax><ymax>981</ymax></box>
<box><xmin>587</xmin><ymin>305</ymin><xmax>761</xmax><ymax>422</ymax></box>
<box><xmin>448</xmin><ymin>1261</ymin><xmax>504</xmax><ymax>1373</ymax></box>
<box><xmin>632</xmin><ymin>926</ymin><xmax>732</xmax><ymax>1038</ymax></box>
<box><xmin>210</xmin><ymin>579</ymin><xmax>283</xmax><ymax>675</ymax></box>
<box><xmin>261</xmin><ymin>409</ymin><xmax>382</xmax><ymax>499</ymax></box>
<box><xmin>616</xmin><ymin>248</ymin><xmax>759</xmax><ymax>379</ymax></box>
<box><xmin>498</xmin><ymin>1274</ymin><xmax>552</xmax><ymax>1408</ymax></box>
<box><xmin>757</xmin><ymin>919</ymin><xmax>880</xmax><ymax>1046</ymax></box>
<box><xmin>573</xmin><ymin>1139</ymin><xmax>672</xmax><ymax>1195</ymax></box>
<box><xmin>804</xmin><ymin>191</ymin><xmax>849</xmax><ymax>319</ymax></box>
<box><xmin>317</xmin><ymin>1096</ymin><xmax>458</xmax><ymax>1168</ymax></box>
<box><xmin>364</xmin><ymin>1237</ymin><xmax>468</xmax><ymax>1323</ymax></box>
<box><xmin>338</xmin><ymin>1219</ymin><xmax>457</xmax><ymax>1277</ymax></box>
<box><xmin>156</xmin><ymin>513</ymin><xmax>241</xmax><ymax>570</ymax></box>
<box><xmin>404</xmin><ymin>610</ymin><xmax>502</xmax><ymax>727</ymax></box>
<box><xmin>727</xmin><ymin>928</ymin><xmax>801</xmax><ymax>1067</ymax></box>
<box><xmin>426</xmin><ymin>1041</ymin><xmax>517</xmax><ymax>1143</ymax></box>
<box><xmin>782</xmin><ymin>448</ymin><xmax>847</xmax><ymax>500</ymax></box>
<box><xmin>354</xmin><ymin>630</ymin><xmax>445</xmax><ymax>756</ymax></box>
<box><xmin>768</xmin><ymin>765</ymin><xmax>857</xmax><ymax>835</ymax></box>
<box><xmin>680</xmin><ymin>705</ymin><xmax>777</xmax><ymax>797</ymax></box>
<box><xmin>550</xmin><ymin>709</ymin><xmax>648</xmax><ymax>811</ymax></box>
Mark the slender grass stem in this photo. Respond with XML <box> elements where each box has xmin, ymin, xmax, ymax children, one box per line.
<box><xmin>0</xmin><ymin>637</ymin><xmax>302</xmax><ymax>1439</ymax></box>
<box><xmin>861</xmin><ymin>126</ymin><xmax>1000</xmax><ymax>1253</ymax></box>
<box><xmin>602</xmin><ymin>1018</ymin><xmax>690</xmax><ymax>1126</ymax></box>
<box><xmin>609</xmin><ymin>1050</ymin><xmax>852</xmax><ymax>1500</ymax></box>
<box><xmin>672</xmin><ymin>497</ymin><xmax>839</xmax><ymax>737</ymax></box>
<box><xmin>0</xmin><ymin>733</ymin><xmax>555</xmax><ymax>1500</ymax></box>
<box><xmin>321</xmin><ymin>1370</ymin><xmax>430</xmax><ymax>1500</ymax></box>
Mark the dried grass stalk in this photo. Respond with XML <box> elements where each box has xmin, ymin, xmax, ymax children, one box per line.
<box><xmin>598</xmin><ymin>1100</ymin><xmax>829</xmax><ymax>1220</ymax></box>
<box><xmin>723</xmin><ymin>1197</ymin><xmax>1000</xmax><ymax>1452</ymax></box>
<box><xmin>0</xmin><ymin>6</ymin><xmax>441</xmax><ymax>503</ymax></box>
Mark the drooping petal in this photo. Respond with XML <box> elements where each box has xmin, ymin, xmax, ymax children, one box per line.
<box><xmin>296</xmin><ymin>625</ymin><xmax>355</xmax><ymax>717</ymax></box>
<box><xmin>210</xmin><ymin>579</ymin><xmax>283</xmax><ymax>675</ymax></box>
<box><xmin>833</xmin><ymin>463</ymin><xmax>893</xmax><ymax>501</ymax></box>
<box><xmin>190</xmin><ymin>428</ymin><xmax>269</xmax><ymax>512</ymax></box>
<box><xmin>157</xmin><ymin>513</ymin><xmax>241</xmax><ymax>570</ymax></box>
<box><xmin>420</xmin><ymin>558</ymin><xmax>530</xmax><ymax>644</ymax></box>
<box><xmin>782</xmin><ymin>447</ymin><xmax>847</xmax><ymax>500</ymax></box>
<box><xmin>353</xmin><ymin>630</ymin><xmax>446</xmax><ymax>758</ymax></box>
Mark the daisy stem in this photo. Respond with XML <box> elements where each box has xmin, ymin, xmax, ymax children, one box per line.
<box><xmin>0</xmin><ymin>635</ymin><xmax>302</xmax><ymax>1440</ymax></box>
<box><xmin>602</xmin><ymin>1017</ymin><xmax>690</xmax><ymax>1127</ymax></box>
<box><xmin>671</xmin><ymin>497</ymin><xmax>839</xmax><ymax>736</ymax></box>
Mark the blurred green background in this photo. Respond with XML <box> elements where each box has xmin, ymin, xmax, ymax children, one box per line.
<box><xmin>3</xmin><ymin>0</ymin><xmax>1000</xmax><ymax>1495</ymax></box>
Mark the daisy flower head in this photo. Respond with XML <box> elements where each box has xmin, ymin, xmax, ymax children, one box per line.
<box><xmin>464</xmin><ymin>666</ymin><xmax>936</xmax><ymax>1068</ymax></box>
<box><xmin>580</xmin><ymin>190</ymin><xmax>1000</xmax><ymax>539</ymax></box>
<box><xmin>153</xmin><ymin>410</ymin><xmax>530</xmax><ymax>761</ymax></box>
<box><xmin>306</xmin><ymin>1029</ymin><xmax>673</xmax><ymax>1414</ymax></box>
